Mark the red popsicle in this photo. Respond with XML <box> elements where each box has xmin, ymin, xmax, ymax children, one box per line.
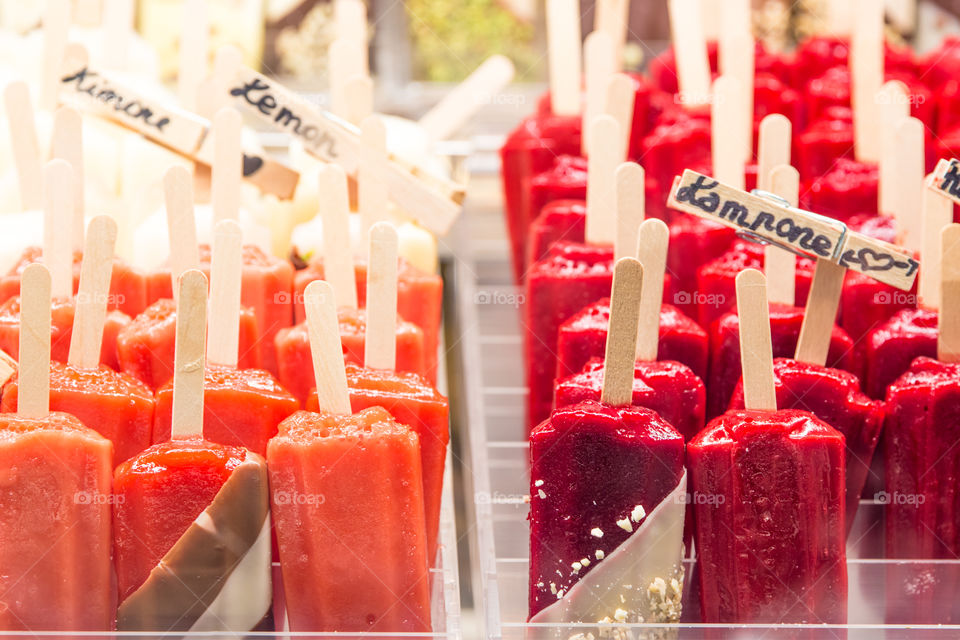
<box><xmin>113</xmin><ymin>268</ymin><xmax>271</xmax><ymax>631</ymax></box>
<box><xmin>1</xmin><ymin>217</ymin><xmax>155</xmax><ymax>464</ymax></box>
<box><xmin>0</xmin><ymin>263</ymin><xmax>114</xmax><ymax>631</ymax></box>
<box><xmin>153</xmin><ymin>220</ymin><xmax>298</xmax><ymax>456</ymax></box>
<box><xmin>528</xmin><ymin>257</ymin><xmax>686</xmax><ymax>624</ymax></box>
<box><xmin>689</xmin><ymin>269</ymin><xmax>847</xmax><ymax>625</ymax></box>
<box><xmin>270</xmin><ymin>279</ymin><xmax>431</xmax><ymax>632</ymax></box>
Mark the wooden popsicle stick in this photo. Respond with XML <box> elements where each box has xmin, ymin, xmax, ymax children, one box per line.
<box><xmin>18</xmin><ymin>264</ymin><xmax>51</xmax><ymax>418</ymax></box>
<box><xmin>582</xmin><ymin>31</ymin><xmax>616</xmax><ymax>155</ymax></box>
<box><xmin>42</xmin><ymin>160</ymin><xmax>74</xmax><ymax>300</ymax></box>
<box><xmin>364</xmin><ymin>222</ymin><xmax>399</xmax><ymax>371</ymax></box>
<box><xmin>0</xmin><ymin>348</ymin><xmax>16</xmax><ymax>389</ymax></box>
<box><xmin>595</xmin><ymin>0</ymin><xmax>629</xmax><ymax>70</ymax></box>
<box><xmin>319</xmin><ymin>165</ymin><xmax>359</xmax><ymax>308</ymax></box>
<box><xmin>851</xmin><ymin>0</ymin><xmax>884</xmax><ymax>162</ymax></box>
<box><xmin>764</xmin><ymin>164</ymin><xmax>800</xmax><ymax>306</ymax></box>
<box><xmin>303</xmin><ymin>280</ymin><xmax>352</xmax><ymax>415</ymax></box>
<box><xmin>178</xmin><ymin>0</ymin><xmax>208</xmax><ymax>112</ymax></box>
<box><xmin>600</xmin><ymin>258</ymin><xmax>644</xmax><ymax>406</ymax></box>
<box><xmin>828</xmin><ymin>0</ymin><xmax>854</xmax><ymax>35</ymax></box>
<box><xmin>171</xmin><ymin>270</ymin><xmax>208</xmax><ymax>438</ymax></box>
<box><xmin>41</xmin><ymin>0</ymin><xmax>71</xmax><ymax>111</ymax></box>
<box><xmin>668</xmin><ymin>0</ymin><xmax>711</xmax><ymax>107</ymax></box>
<box><xmin>736</xmin><ymin>268</ymin><xmax>777</xmax><ymax>411</ymax></box>
<box><xmin>939</xmin><ymin>224</ymin><xmax>960</xmax><ymax>363</ymax></box>
<box><xmin>359</xmin><ymin>115</ymin><xmax>388</xmax><ymax>254</ymax></box>
<box><xmin>585</xmin><ymin>115</ymin><xmax>621</xmax><ymax>246</ymax></box>
<box><xmin>329</xmin><ymin>38</ymin><xmax>367</xmax><ymax>123</ymax></box>
<box><xmin>794</xmin><ymin>259</ymin><xmax>846</xmax><ymax>367</ymax></box>
<box><xmin>711</xmin><ymin>75</ymin><xmax>746</xmax><ymax>190</ymax></box>
<box><xmin>344</xmin><ymin>74</ymin><xmax>374</xmax><ymax>127</ymax></box>
<box><xmin>52</xmin><ymin>107</ymin><xmax>85</xmax><ymax>251</ymax></box>
<box><xmin>614</xmin><ymin>162</ymin><xmax>645</xmax><ymax>262</ymax></box>
<box><xmin>164</xmin><ymin>166</ymin><xmax>201</xmax><ymax>301</ymax></box>
<box><xmin>718</xmin><ymin>25</ymin><xmax>754</xmax><ymax>160</ymax></box>
<box><xmin>878</xmin><ymin>81</ymin><xmax>910</xmax><ymax>215</ymax></box>
<box><xmin>635</xmin><ymin>219</ymin><xmax>669</xmax><ymax>362</ymax></box>
<box><xmin>757</xmin><ymin>114</ymin><xmax>791</xmax><ymax>192</ymax></box>
<box><xmin>4</xmin><ymin>82</ymin><xmax>43</xmax><ymax>211</ymax></box>
<box><xmin>419</xmin><ymin>55</ymin><xmax>516</xmax><ymax>144</ymax></box>
<box><xmin>210</xmin><ymin>45</ymin><xmax>244</xmax><ymax>118</ymax></box>
<box><xmin>212</xmin><ymin>108</ymin><xmax>242</xmax><ymax>224</ymax></box>
<box><xmin>919</xmin><ymin>186</ymin><xmax>953</xmax><ymax>309</ymax></box>
<box><xmin>546</xmin><ymin>0</ymin><xmax>582</xmax><ymax>117</ymax></box>
<box><xmin>68</xmin><ymin>216</ymin><xmax>117</xmax><ymax>370</ymax></box>
<box><xmin>207</xmin><ymin>220</ymin><xmax>243</xmax><ymax>368</ymax></box>
<box><xmin>102</xmin><ymin>0</ymin><xmax>134</xmax><ymax>72</ymax></box>
<box><xmin>605</xmin><ymin>73</ymin><xmax>636</xmax><ymax>164</ymax></box>
<box><xmin>891</xmin><ymin>117</ymin><xmax>925</xmax><ymax>253</ymax></box>
<box><xmin>334</xmin><ymin>0</ymin><xmax>369</xmax><ymax>74</ymax></box>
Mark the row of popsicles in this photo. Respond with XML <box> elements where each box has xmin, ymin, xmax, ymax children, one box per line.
<box><xmin>0</xmin><ymin>201</ymin><xmax>449</xmax><ymax>632</ymax></box>
<box><xmin>529</xmin><ymin>217</ymin><xmax>960</xmax><ymax>627</ymax></box>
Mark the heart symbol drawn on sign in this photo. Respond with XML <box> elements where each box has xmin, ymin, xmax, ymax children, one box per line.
<box><xmin>855</xmin><ymin>248</ymin><xmax>895</xmax><ymax>272</ymax></box>
<box><xmin>242</xmin><ymin>154</ymin><xmax>264</xmax><ymax>176</ymax></box>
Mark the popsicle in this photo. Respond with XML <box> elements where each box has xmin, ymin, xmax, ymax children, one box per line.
<box><xmin>153</xmin><ymin>221</ymin><xmax>297</xmax><ymax>456</ymax></box>
<box><xmin>553</xmin><ymin>219</ymin><xmax>707</xmax><ymax>439</ymax></box>
<box><xmin>113</xmin><ymin>269</ymin><xmax>271</xmax><ymax>631</ymax></box>
<box><xmin>499</xmin><ymin>0</ymin><xmax>583</xmax><ymax>282</ymax></box>
<box><xmin>528</xmin><ymin>257</ymin><xmax>686</xmax><ymax>624</ymax></box>
<box><xmin>688</xmin><ymin>269</ymin><xmax>847</xmax><ymax>625</ymax></box>
<box><xmin>0</xmin><ymin>263</ymin><xmax>113</xmax><ymax>631</ymax></box>
<box><xmin>117</xmin><ymin>169</ymin><xmax>262</xmax><ymax>390</ymax></box>
<box><xmin>269</xmin><ymin>280</ymin><xmax>431</xmax><ymax>632</ymax></box>
<box><xmin>1</xmin><ymin>216</ymin><xmax>155</xmax><ymax>463</ymax></box>
<box><xmin>883</xmin><ymin>224</ymin><xmax>960</xmax><ymax>624</ymax></box>
<box><xmin>0</xmin><ymin>160</ymin><xmax>131</xmax><ymax>370</ymax></box>
<box><xmin>292</xmin><ymin>177</ymin><xmax>443</xmax><ymax>384</ymax></box>
<box><xmin>300</xmin><ymin>223</ymin><xmax>448</xmax><ymax>563</ymax></box>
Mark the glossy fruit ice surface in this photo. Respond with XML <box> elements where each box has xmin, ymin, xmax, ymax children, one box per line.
<box><xmin>688</xmin><ymin>408</ymin><xmax>847</xmax><ymax>625</ymax></box>
<box><xmin>554</xmin><ymin>358</ymin><xmax>705</xmax><ymax>440</ymax></box>
<box><xmin>528</xmin><ymin>400</ymin><xmax>684</xmax><ymax>619</ymax></box>
<box><xmin>113</xmin><ymin>438</ymin><xmax>247</xmax><ymax>601</ymax></box>
<box><xmin>556</xmin><ymin>299</ymin><xmax>707</xmax><ymax>383</ymax></box>
<box><xmin>883</xmin><ymin>357</ymin><xmax>960</xmax><ymax>623</ymax></box>
<box><xmin>275</xmin><ymin>307</ymin><xmax>426</xmax><ymax>404</ymax></box>
<box><xmin>268</xmin><ymin>407</ymin><xmax>431</xmax><ymax>632</ymax></box>
<box><xmin>728</xmin><ymin>358</ymin><xmax>883</xmax><ymax>536</ymax></box>
<box><xmin>306</xmin><ymin>364</ymin><xmax>449</xmax><ymax>564</ymax></box>
<box><xmin>0</xmin><ymin>412</ymin><xmax>113</xmax><ymax>631</ymax></box>
<box><xmin>1</xmin><ymin>360</ymin><xmax>156</xmax><ymax>464</ymax></box>
<box><xmin>865</xmin><ymin>307</ymin><xmax>938</xmax><ymax>399</ymax></box>
<box><xmin>707</xmin><ymin>302</ymin><xmax>859</xmax><ymax>418</ymax></box>
<box><xmin>116</xmin><ymin>298</ymin><xmax>261</xmax><ymax>390</ymax></box>
<box><xmin>153</xmin><ymin>364</ymin><xmax>299</xmax><ymax>456</ymax></box>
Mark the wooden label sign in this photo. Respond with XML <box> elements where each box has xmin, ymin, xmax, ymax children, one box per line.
<box><xmin>668</xmin><ymin>169</ymin><xmax>919</xmax><ymax>290</ymax></box>
<box><xmin>224</xmin><ymin>66</ymin><xmax>464</xmax><ymax>235</ymax></box>
<box><xmin>930</xmin><ymin>158</ymin><xmax>960</xmax><ymax>206</ymax></box>
<box><xmin>58</xmin><ymin>53</ymin><xmax>299</xmax><ymax>200</ymax></box>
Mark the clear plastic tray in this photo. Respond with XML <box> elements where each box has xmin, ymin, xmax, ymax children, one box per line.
<box><xmin>455</xmin><ymin>253</ymin><xmax>960</xmax><ymax>640</ymax></box>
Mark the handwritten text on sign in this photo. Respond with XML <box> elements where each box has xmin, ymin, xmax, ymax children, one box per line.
<box><xmin>668</xmin><ymin>170</ymin><xmax>919</xmax><ymax>291</ymax></box>
<box><xmin>930</xmin><ymin>158</ymin><xmax>960</xmax><ymax>206</ymax></box>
